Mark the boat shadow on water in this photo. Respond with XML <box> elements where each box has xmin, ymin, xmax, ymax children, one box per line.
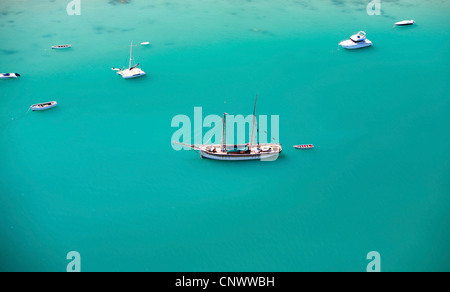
<box><xmin>338</xmin><ymin>45</ymin><xmax>375</xmax><ymax>54</ymax></box>
<box><xmin>31</xmin><ymin>108</ymin><xmax>59</xmax><ymax>113</ymax></box>
<box><xmin>120</xmin><ymin>75</ymin><xmax>150</xmax><ymax>86</ymax></box>
<box><xmin>393</xmin><ymin>24</ymin><xmax>418</xmax><ymax>31</ymax></box>
<box><xmin>122</xmin><ymin>74</ymin><xmax>149</xmax><ymax>80</ymax></box>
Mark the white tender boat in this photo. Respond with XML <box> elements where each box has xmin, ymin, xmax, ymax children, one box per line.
<box><xmin>116</xmin><ymin>41</ymin><xmax>146</xmax><ymax>79</ymax></box>
<box><xmin>31</xmin><ymin>101</ymin><xmax>57</xmax><ymax>111</ymax></box>
<box><xmin>339</xmin><ymin>31</ymin><xmax>372</xmax><ymax>50</ymax></box>
<box><xmin>395</xmin><ymin>20</ymin><xmax>415</xmax><ymax>26</ymax></box>
<box><xmin>294</xmin><ymin>144</ymin><xmax>314</xmax><ymax>149</ymax></box>
<box><xmin>0</xmin><ymin>73</ymin><xmax>20</xmax><ymax>79</ymax></box>
<box><xmin>140</xmin><ymin>42</ymin><xmax>150</xmax><ymax>46</ymax></box>
<box><xmin>52</xmin><ymin>44</ymin><xmax>72</xmax><ymax>49</ymax></box>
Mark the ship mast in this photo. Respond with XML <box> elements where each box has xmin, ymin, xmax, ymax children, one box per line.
<box><xmin>221</xmin><ymin>112</ymin><xmax>227</xmax><ymax>152</ymax></box>
<box><xmin>250</xmin><ymin>94</ymin><xmax>258</xmax><ymax>147</ymax></box>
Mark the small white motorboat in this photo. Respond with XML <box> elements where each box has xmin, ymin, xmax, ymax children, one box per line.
<box><xmin>395</xmin><ymin>20</ymin><xmax>415</xmax><ymax>26</ymax></box>
<box><xmin>52</xmin><ymin>44</ymin><xmax>72</xmax><ymax>49</ymax></box>
<box><xmin>0</xmin><ymin>73</ymin><xmax>20</xmax><ymax>79</ymax></box>
<box><xmin>339</xmin><ymin>31</ymin><xmax>372</xmax><ymax>50</ymax></box>
<box><xmin>140</xmin><ymin>42</ymin><xmax>150</xmax><ymax>46</ymax></box>
<box><xmin>31</xmin><ymin>101</ymin><xmax>57</xmax><ymax>111</ymax></box>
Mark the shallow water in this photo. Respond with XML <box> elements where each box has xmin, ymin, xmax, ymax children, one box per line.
<box><xmin>0</xmin><ymin>0</ymin><xmax>449</xmax><ymax>271</ymax></box>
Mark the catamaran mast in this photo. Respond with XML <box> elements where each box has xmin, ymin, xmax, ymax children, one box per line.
<box><xmin>129</xmin><ymin>41</ymin><xmax>133</xmax><ymax>69</ymax></box>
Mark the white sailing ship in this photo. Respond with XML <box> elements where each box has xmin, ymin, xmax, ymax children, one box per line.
<box><xmin>174</xmin><ymin>95</ymin><xmax>282</xmax><ymax>161</ymax></box>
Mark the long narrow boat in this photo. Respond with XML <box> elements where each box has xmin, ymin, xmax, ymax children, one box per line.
<box><xmin>199</xmin><ymin>143</ymin><xmax>282</xmax><ymax>161</ymax></box>
<box><xmin>293</xmin><ymin>144</ymin><xmax>314</xmax><ymax>149</ymax></box>
<box><xmin>52</xmin><ymin>44</ymin><xmax>72</xmax><ymax>49</ymax></box>
<box><xmin>0</xmin><ymin>73</ymin><xmax>20</xmax><ymax>79</ymax></box>
<box><xmin>31</xmin><ymin>101</ymin><xmax>57</xmax><ymax>111</ymax></box>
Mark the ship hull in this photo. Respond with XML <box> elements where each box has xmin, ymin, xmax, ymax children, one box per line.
<box><xmin>200</xmin><ymin>151</ymin><xmax>281</xmax><ymax>161</ymax></box>
<box><xmin>199</xmin><ymin>144</ymin><xmax>282</xmax><ymax>161</ymax></box>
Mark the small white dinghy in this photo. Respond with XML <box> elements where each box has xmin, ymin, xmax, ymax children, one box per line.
<box><xmin>52</xmin><ymin>44</ymin><xmax>71</xmax><ymax>49</ymax></box>
<box><xmin>31</xmin><ymin>101</ymin><xmax>57</xmax><ymax>111</ymax></box>
<box><xmin>0</xmin><ymin>73</ymin><xmax>20</xmax><ymax>79</ymax></box>
<box><xmin>140</xmin><ymin>42</ymin><xmax>150</xmax><ymax>46</ymax></box>
<box><xmin>395</xmin><ymin>20</ymin><xmax>415</xmax><ymax>26</ymax></box>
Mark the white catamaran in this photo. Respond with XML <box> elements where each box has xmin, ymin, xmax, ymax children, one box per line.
<box><xmin>116</xmin><ymin>41</ymin><xmax>146</xmax><ymax>79</ymax></box>
<box><xmin>174</xmin><ymin>95</ymin><xmax>282</xmax><ymax>161</ymax></box>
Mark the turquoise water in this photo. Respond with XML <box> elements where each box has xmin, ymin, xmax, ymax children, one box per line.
<box><xmin>1</xmin><ymin>0</ymin><xmax>449</xmax><ymax>272</ymax></box>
